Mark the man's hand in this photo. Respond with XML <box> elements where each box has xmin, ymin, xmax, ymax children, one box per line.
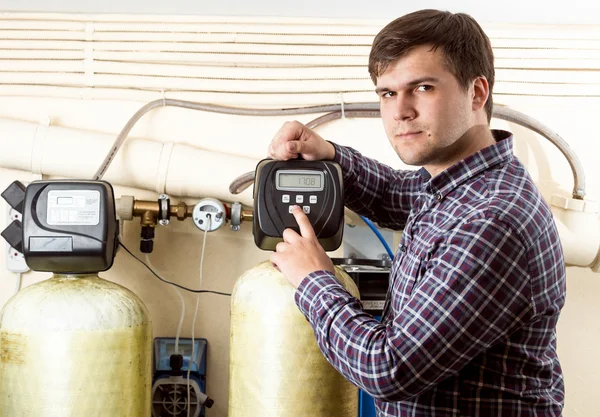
<box><xmin>268</xmin><ymin>121</ymin><xmax>336</xmax><ymax>161</ymax></box>
<box><xmin>270</xmin><ymin>206</ymin><xmax>335</xmax><ymax>288</ymax></box>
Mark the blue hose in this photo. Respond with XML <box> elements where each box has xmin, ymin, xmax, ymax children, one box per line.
<box><xmin>359</xmin><ymin>216</ymin><xmax>394</xmax><ymax>260</ymax></box>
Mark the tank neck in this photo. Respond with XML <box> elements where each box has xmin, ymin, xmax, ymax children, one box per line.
<box><xmin>51</xmin><ymin>273</ymin><xmax>99</xmax><ymax>280</ymax></box>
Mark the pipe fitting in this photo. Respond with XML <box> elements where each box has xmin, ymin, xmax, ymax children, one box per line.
<box><xmin>550</xmin><ymin>194</ymin><xmax>600</xmax><ymax>268</ymax></box>
<box><xmin>116</xmin><ymin>195</ymin><xmax>134</xmax><ymax>221</ymax></box>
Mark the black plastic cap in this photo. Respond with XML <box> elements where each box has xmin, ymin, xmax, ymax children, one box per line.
<box><xmin>1</xmin><ymin>181</ymin><xmax>26</xmax><ymax>214</ymax></box>
<box><xmin>140</xmin><ymin>239</ymin><xmax>154</xmax><ymax>253</ymax></box>
<box><xmin>169</xmin><ymin>353</ymin><xmax>183</xmax><ymax>371</ymax></box>
<box><xmin>1</xmin><ymin>220</ymin><xmax>23</xmax><ymax>253</ymax></box>
<box><xmin>141</xmin><ymin>226</ymin><xmax>155</xmax><ymax>239</ymax></box>
<box><xmin>205</xmin><ymin>398</ymin><xmax>214</xmax><ymax>408</ymax></box>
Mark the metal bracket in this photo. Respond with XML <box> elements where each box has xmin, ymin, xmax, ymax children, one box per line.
<box><xmin>231</xmin><ymin>202</ymin><xmax>242</xmax><ymax>231</ymax></box>
<box><xmin>158</xmin><ymin>194</ymin><xmax>170</xmax><ymax>226</ymax></box>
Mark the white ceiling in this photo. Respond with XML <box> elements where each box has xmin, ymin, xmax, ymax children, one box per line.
<box><xmin>2</xmin><ymin>0</ymin><xmax>600</xmax><ymax>25</ymax></box>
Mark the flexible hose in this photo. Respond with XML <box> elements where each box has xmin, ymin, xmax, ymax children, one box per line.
<box><xmin>360</xmin><ymin>215</ymin><xmax>394</xmax><ymax>260</ymax></box>
<box><xmin>14</xmin><ymin>272</ymin><xmax>22</xmax><ymax>295</ymax></box>
<box><xmin>188</xmin><ymin>215</ymin><xmax>211</xmax><ymax>417</ymax></box>
<box><xmin>492</xmin><ymin>105</ymin><xmax>585</xmax><ymax>198</ymax></box>
<box><xmin>92</xmin><ymin>99</ymin><xmax>382</xmax><ymax>181</ymax></box>
<box><xmin>228</xmin><ymin>171</ymin><xmax>255</xmax><ymax>195</ymax></box>
<box><xmin>228</xmin><ymin>104</ymin><xmax>586</xmax><ymax>200</ymax></box>
<box><xmin>92</xmin><ymin>98</ymin><xmax>585</xmax><ymax>198</ymax></box>
<box><xmin>145</xmin><ymin>254</ymin><xmax>186</xmax><ymax>355</ymax></box>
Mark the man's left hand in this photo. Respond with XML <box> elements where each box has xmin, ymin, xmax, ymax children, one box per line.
<box><xmin>270</xmin><ymin>205</ymin><xmax>335</xmax><ymax>288</ymax></box>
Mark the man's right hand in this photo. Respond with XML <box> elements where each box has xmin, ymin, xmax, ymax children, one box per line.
<box><xmin>267</xmin><ymin>121</ymin><xmax>336</xmax><ymax>161</ymax></box>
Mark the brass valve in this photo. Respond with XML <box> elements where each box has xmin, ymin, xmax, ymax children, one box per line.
<box><xmin>117</xmin><ymin>195</ymin><xmax>252</xmax><ymax>253</ymax></box>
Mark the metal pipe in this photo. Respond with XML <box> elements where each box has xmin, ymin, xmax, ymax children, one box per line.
<box><xmin>241</xmin><ymin>209</ymin><xmax>254</xmax><ymax>222</ymax></box>
<box><xmin>133</xmin><ymin>200</ymin><xmax>159</xmax><ymax>216</ymax></box>
<box><xmin>130</xmin><ymin>198</ymin><xmax>249</xmax><ymax>224</ymax></box>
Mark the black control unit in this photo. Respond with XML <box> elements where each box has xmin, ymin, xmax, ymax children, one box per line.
<box><xmin>2</xmin><ymin>180</ymin><xmax>118</xmax><ymax>273</ymax></box>
<box><xmin>253</xmin><ymin>159</ymin><xmax>344</xmax><ymax>251</ymax></box>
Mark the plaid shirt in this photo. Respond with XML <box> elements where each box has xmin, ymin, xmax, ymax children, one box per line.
<box><xmin>294</xmin><ymin>130</ymin><xmax>566</xmax><ymax>416</ymax></box>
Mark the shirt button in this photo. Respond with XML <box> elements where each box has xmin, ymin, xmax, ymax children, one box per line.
<box><xmin>435</xmin><ymin>192</ymin><xmax>443</xmax><ymax>201</ymax></box>
<box><xmin>399</xmin><ymin>245</ymin><xmax>407</xmax><ymax>253</ymax></box>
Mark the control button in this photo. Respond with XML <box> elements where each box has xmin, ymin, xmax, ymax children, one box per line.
<box><xmin>296</xmin><ymin>195</ymin><xmax>304</xmax><ymax>204</ymax></box>
<box><xmin>302</xmin><ymin>206</ymin><xmax>310</xmax><ymax>214</ymax></box>
<box><xmin>289</xmin><ymin>206</ymin><xmax>295</xmax><ymax>213</ymax></box>
<box><xmin>282</xmin><ymin>194</ymin><xmax>290</xmax><ymax>203</ymax></box>
<box><xmin>309</xmin><ymin>195</ymin><xmax>317</xmax><ymax>204</ymax></box>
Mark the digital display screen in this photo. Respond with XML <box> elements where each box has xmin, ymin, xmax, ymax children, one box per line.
<box><xmin>277</xmin><ymin>172</ymin><xmax>322</xmax><ymax>190</ymax></box>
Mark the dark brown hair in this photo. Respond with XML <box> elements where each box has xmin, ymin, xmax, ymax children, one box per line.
<box><xmin>369</xmin><ymin>9</ymin><xmax>495</xmax><ymax>122</ymax></box>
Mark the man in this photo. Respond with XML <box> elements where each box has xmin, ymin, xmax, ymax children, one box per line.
<box><xmin>268</xmin><ymin>9</ymin><xmax>566</xmax><ymax>417</ymax></box>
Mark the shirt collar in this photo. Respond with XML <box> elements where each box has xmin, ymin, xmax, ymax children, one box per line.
<box><xmin>421</xmin><ymin>130</ymin><xmax>514</xmax><ymax>198</ymax></box>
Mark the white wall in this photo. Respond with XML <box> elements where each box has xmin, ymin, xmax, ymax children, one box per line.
<box><xmin>1</xmin><ymin>0</ymin><xmax>600</xmax><ymax>24</ymax></box>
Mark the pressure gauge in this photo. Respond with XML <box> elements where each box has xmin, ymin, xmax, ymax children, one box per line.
<box><xmin>253</xmin><ymin>159</ymin><xmax>344</xmax><ymax>251</ymax></box>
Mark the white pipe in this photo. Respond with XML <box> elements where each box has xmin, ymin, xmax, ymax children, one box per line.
<box><xmin>0</xmin><ymin>30</ymin><xmax>374</xmax><ymax>45</ymax></box>
<box><xmin>1</xmin><ymin>60</ymin><xmax>369</xmax><ymax>79</ymax></box>
<box><xmin>0</xmin><ymin>50</ymin><xmax>367</xmax><ymax>66</ymax></box>
<box><xmin>0</xmin><ymin>73</ymin><xmax>374</xmax><ymax>94</ymax></box>
<box><xmin>1</xmin><ymin>14</ymin><xmax>599</xmax><ymax>40</ymax></box>
<box><xmin>0</xmin><ymin>20</ymin><xmax>383</xmax><ymax>35</ymax></box>
<box><xmin>2</xmin><ymin>38</ymin><xmax>594</xmax><ymax>53</ymax></box>
<box><xmin>0</xmin><ymin>86</ymin><xmax>376</xmax><ymax>106</ymax></box>
<box><xmin>550</xmin><ymin>200</ymin><xmax>600</xmax><ymax>267</ymax></box>
<box><xmin>0</xmin><ymin>118</ymin><xmax>256</xmax><ymax>206</ymax></box>
<box><xmin>491</xmin><ymin>38</ymin><xmax>600</xmax><ymax>49</ymax></box>
<box><xmin>3</xmin><ymin>49</ymin><xmax>597</xmax><ymax>71</ymax></box>
<box><xmin>4</xmin><ymin>61</ymin><xmax>600</xmax><ymax>85</ymax></box>
<box><xmin>0</xmin><ymin>12</ymin><xmax>385</xmax><ymax>25</ymax></box>
<box><xmin>0</xmin><ymin>71</ymin><xmax>373</xmax><ymax>92</ymax></box>
<box><xmin>0</xmin><ymin>39</ymin><xmax>371</xmax><ymax>55</ymax></box>
<box><xmin>2</xmin><ymin>74</ymin><xmax>599</xmax><ymax>97</ymax></box>
<box><xmin>2</xmin><ymin>115</ymin><xmax>598</xmax><ymax>268</ymax></box>
<box><xmin>1</xmin><ymin>32</ymin><xmax>598</xmax><ymax>53</ymax></box>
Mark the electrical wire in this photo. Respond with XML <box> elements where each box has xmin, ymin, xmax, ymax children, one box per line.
<box><xmin>359</xmin><ymin>215</ymin><xmax>394</xmax><ymax>260</ymax></box>
<box><xmin>94</xmin><ymin>99</ymin><xmax>586</xmax><ymax>200</ymax></box>
<box><xmin>145</xmin><ymin>254</ymin><xmax>186</xmax><ymax>355</ymax></box>
<box><xmin>119</xmin><ymin>230</ymin><xmax>220</xmax><ymax>415</ymax></box>
<box><xmin>118</xmin><ymin>240</ymin><xmax>231</xmax><ymax>296</ymax></box>
<box><xmin>188</xmin><ymin>215</ymin><xmax>211</xmax><ymax>417</ymax></box>
<box><xmin>92</xmin><ymin>99</ymin><xmax>380</xmax><ymax>181</ymax></box>
<box><xmin>14</xmin><ymin>272</ymin><xmax>22</xmax><ymax>294</ymax></box>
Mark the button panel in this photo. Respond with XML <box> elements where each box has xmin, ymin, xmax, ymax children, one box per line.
<box><xmin>282</xmin><ymin>193</ymin><xmax>322</xmax><ymax>216</ymax></box>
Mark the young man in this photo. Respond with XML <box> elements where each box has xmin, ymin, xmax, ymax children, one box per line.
<box><xmin>268</xmin><ymin>9</ymin><xmax>566</xmax><ymax>417</ymax></box>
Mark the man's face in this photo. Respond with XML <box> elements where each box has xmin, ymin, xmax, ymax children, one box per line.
<box><xmin>376</xmin><ymin>44</ymin><xmax>476</xmax><ymax>174</ymax></box>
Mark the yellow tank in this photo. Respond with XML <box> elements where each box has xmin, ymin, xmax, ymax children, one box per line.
<box><xmin>229</xmin><ymin>261</ymin><xmax>360</xmax><ymax>417</ymax></box>
<box><xmin>0</xmin><ymin>274</ymin><xmax>152</xmax><ymax>417</ymax></box>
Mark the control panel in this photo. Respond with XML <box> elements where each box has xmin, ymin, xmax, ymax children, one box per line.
<box><xmin>253</xmin><ymin>159</ymin><xmax>344</xmax><ymax>251</ymax></box>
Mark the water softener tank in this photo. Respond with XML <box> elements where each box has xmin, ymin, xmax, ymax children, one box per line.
<box><xmin>229</xmin><ymin>261</ymin><xmax>359</xmax><ymax>417</ymax></box>
<box><xmin>0</xmin><ymin>274</ymin><xmax>152</xmax><ymax>416</ymax></box>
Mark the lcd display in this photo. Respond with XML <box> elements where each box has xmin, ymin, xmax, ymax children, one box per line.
<box><xmin>277</xmin><ymin>172</ymin><xmax>323</xmax><ymax>190</ymax></box>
